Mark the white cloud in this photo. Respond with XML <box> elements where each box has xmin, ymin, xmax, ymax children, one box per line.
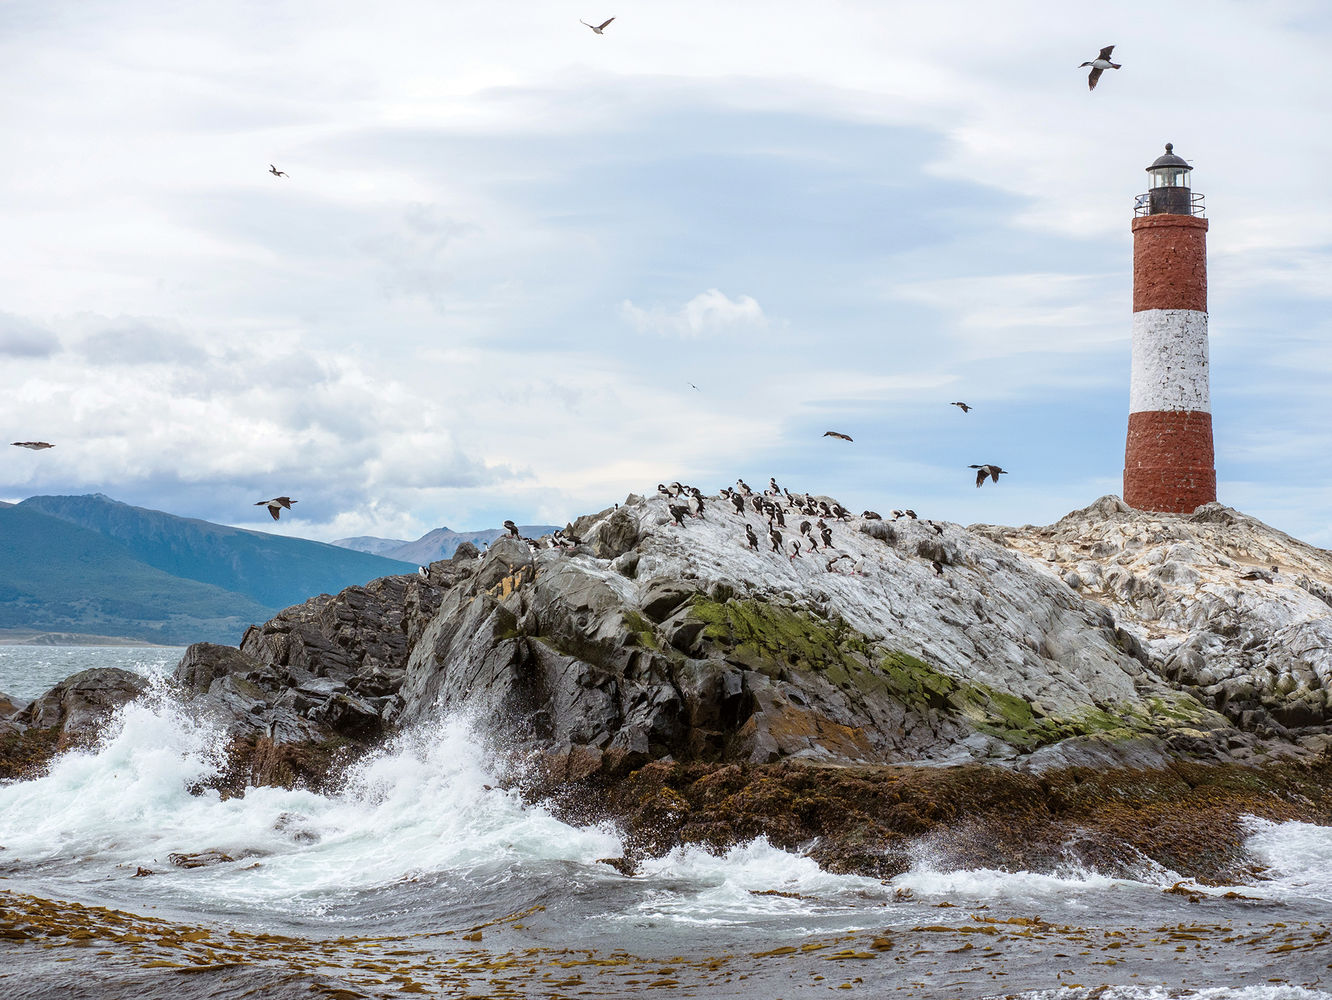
<box><xmin>620</xmin><ymin>289</ymin><xmax>767</xmax><ymax>338</ymax></box>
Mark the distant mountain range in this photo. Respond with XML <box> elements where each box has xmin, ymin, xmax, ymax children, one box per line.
<box><xmin>0</xmin><ymin>495</ymin><xmax>416</xmax><ymax>645</ymax></box>
<box><xmin>333</xmin><ymin>524</ymin><xmax>559</xmax><ymax>564</ymax></box>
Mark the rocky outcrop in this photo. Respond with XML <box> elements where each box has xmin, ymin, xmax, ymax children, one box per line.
<box><xmin>170</xmin><ymin>552</ymin><xmax>471</xmax><ymax>742</ymax></box>
<box><xmin>978</xmin><ymin>496</ymin><xmax>1332</xmax><ymax>751</ymax></box>
<box><xmin>9</xmin><ymin>668</ymin><xmax>149</xmax><ymax>748</ymax></box>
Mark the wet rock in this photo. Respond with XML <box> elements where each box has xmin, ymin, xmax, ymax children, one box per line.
<box><xmin>12</xmin><ymin>668</ymin><xmax>149</xmax><ymax>745</ymax></box>
<box><xmin>168</xmin><ymin>850</ymin><xmax>236</xmax><ymax>869</ymax></box>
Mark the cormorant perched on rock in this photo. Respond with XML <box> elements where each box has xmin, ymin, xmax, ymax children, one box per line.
<box><xmin>769</xmin><ymin>527</ymin><xmax>782</xmax><ymax>553</ymax></box>
<box><xmin>863</xmin><ymin>510</ymin><xmax>881</xmax><ymax>520</ymax></box>
<box><xmin>503</xmin><ymin>519</ymin><xmax>520</xmax><ymax>537</ymax></box>
<box><xmin>669</xmin><ymin>481</ymin><xmax>685</xmax><ymax>496</ymax></box>
<box><xmin>891</xmin><ymin>510</ymin><xmax>904</xmax><ymax>521</ymax></box>
<box><xmin>950</xmin><ymin>401</ymin><xmax>971</xmax><ymax>413</ymax></box>
<box><xmin>580</xmin><ymin>16</ymin><xmax>615</xmax><ymax>34</ymax></box>
<box><xmin>745</xmin><ymin>524</ymin><xmax>759</xmax><ymax>550</ymax></box>
<box><xmin>657</xmin><ymin>483</ymin><xmax>673</xmax><ymax>499</ymax></box>
<box><xmin>929</xmin><ymin>521</ymin><xmax>944</xmax><ymax>535</ymax></box>
<box><xmin>668</xmin><ymin>504</ymin><xmax>688</xmax><ymax>526</ymax></box>
<box><xmin>1079</xmin><ymin>45</ymin><xmax>1121</xmax><ymax>90</ymax></box>
<box><xmin>904</xmin><ymin>509</ymin><xmax>918</xmax><ymax>519</ymax></box>
<box><xmin>11</xmin><ymin>441</ymin><xmax>54</xmax><ymax>450</ymax></box>
<box><xmin>932</xmin><ymin>560</ymin><xmax>944</xmax><ymax>576</ymax></box>
<box><xmin>799</xmin><ymin>520</ymin><xmax>812</xmax><ymax>537</ymax></box>
<box><xmin>418</xmin><ymin>566</ymin><xmax>429</xmax><ymax>579</ymax></box>
<box><xmin>820</xmin><ymin>526</ymin><xmax>833</xmax><ymax>549</ymax></box>
<box><xmin>767</xmin><ymin>477</ymin><xmax>781</xmax><ymax>495</ymax></box>
<box><xmin>751</xmin><ymin>495</ymin><xmax>765</xmax><ymax>514</ymax></box>
<box><xmin>772</xmin><ymin>506</ymin><xmax>785</xmax><ymax>528</ymax></box>
<box><xmin>686</xmin><ymin>492</ymin><xmax>705</xmax><ymax>518</ymax></box>
<box><xmin>255</xmin><ymin>496</ymin><xmax>297</xmax><ymax>521</ymax></box>
<box><xmin>730</xmin><ymin>492</ymin><xmax>746</xmax><ymax>514</ymax></box>
<box><xmin>969</xmin><ymin>464</ymin><xmax>1008</xmax><ymax>487</ymax></box>
<box><xmin>789</xmin><ymin>540</ymin><xmax>802</xmax><ymax>561</ymax></box>
<box><xmin>823</xmin><ymin>431</ymin><xmax>853</xmax><ymax>442</ymax></box>
<box><xmin>737</xmin><ymin>478</ymin><xmax>752</xmax><ymax>495</ymax></box>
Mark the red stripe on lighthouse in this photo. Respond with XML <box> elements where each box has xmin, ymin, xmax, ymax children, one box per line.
<box><xmin>1124</xmin><ymin>410</ymin><xmax>1216</xmax><ymax>512</ymax></box>
<box><xmin>1131</xmin><ymin>215</ymin><xmax>1208</xmax><ymax>313</ymax></box>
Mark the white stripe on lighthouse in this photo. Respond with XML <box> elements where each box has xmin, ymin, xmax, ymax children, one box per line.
<box><xmin>1129</xmin><ymin>308</ymin><xmax>1210</xmax><ymax>413</ymax></box>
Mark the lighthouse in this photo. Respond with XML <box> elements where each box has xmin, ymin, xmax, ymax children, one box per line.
<box><xmin>1123</xmin><ymin>143</ymin><xmax>1216</xmax><ymax>513</ymax></box>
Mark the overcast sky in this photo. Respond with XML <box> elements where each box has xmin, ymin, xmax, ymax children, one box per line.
<box><xmin>2</xmin><ymin>0</ymin><xmax>1330</xmax><ymax>545</ymax></box>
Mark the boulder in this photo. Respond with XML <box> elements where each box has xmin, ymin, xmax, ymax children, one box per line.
<box><xmin>13</xmin><ymin>668</ymin><xmax>149</xmax><ymax>744</ymax></box>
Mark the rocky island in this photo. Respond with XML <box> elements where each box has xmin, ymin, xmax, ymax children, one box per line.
<box><xmin>5</xmin><ymin>491</ymin><xmax>1330</xmax><ymax>882</ymax></box>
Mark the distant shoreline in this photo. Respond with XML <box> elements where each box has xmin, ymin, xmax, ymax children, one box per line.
<box><xmin>0</xmin><ymin>630</ymin><xmax>174</xmax><ymax>648</ymax></box>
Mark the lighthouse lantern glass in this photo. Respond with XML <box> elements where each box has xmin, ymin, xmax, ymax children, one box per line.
<box><xmin>1149</xmin><ymin>165</ymin><xmax>1190</xmax><ymax>189</ymax></box>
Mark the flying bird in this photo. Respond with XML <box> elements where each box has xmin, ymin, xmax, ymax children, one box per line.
<box><xmin>11</xmin><ymin>441</ymin><xmax>54</xmax><ymax>450</ymax></box>
<box><xmin>269</xmin><ymin>164</ymin><xmax>288</xmax><ymax>177</ymax></box>
<box><xmin>1079</xmin><ymin>45</ymin><xmax>1121</xmax><ymax>91</ymax></box>
<box><xmin>581</xmin><ymin>17</ymin><xmax>615</xmax><ymax>34</ymax></box>
<box><xmin>969</xmin><ymin>464</ymin><xmax>1008</xmax><ymax>487</ymax></box>
<box><xmin>950</xmin><ymin>401</ymin><xmax>972</xmax><ymax>413</ymax></box>
<box><xmin>255</xmin><ymin>496</ymin><xmax>297</xmax><ymax>520</ymax></box>
<box><xmin>688</xmin><ymin>383</ymin><xmax>700</xmax><ymax>391</ymax></box>
<box><xmin>823</xmin><ymin>431</ymin><xmax>853</xmax><ymax>442</ymax></box>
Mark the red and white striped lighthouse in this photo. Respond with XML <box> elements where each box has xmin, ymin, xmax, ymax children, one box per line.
<box><xmin>1123</xmin><ymin>143</ymin><xmax>1216</xmax><ymax>513</ymax></box>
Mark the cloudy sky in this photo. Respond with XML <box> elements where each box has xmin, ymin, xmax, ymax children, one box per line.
<box><xmin>2</xmin><ymin>0</ymin><xmax>1331</xmax><ymax>545</ymax></box>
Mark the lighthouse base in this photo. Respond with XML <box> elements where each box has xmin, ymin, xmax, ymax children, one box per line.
<box><xmin>1123</xmin><ymin>409</ymin><xmax>1216</xmax><ymax>513</ymax></box>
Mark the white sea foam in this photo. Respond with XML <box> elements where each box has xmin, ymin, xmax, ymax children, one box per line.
<box><xmin>623</xmin><ymin>836</ymin><xmax>887</xmax><ymax>925</ymax></box>
<box><xmin>0</xmin><ymin>692</ymin><xmax>621</xmax><ymax>914</ymax></box>
<box><xmin>1241</xmin><ymin>816</ymin><xmax>1332</xmax><ymax>903</ymax></box>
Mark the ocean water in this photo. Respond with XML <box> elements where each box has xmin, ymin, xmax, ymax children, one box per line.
<box><xmin>0</xmin><ymin>645</ymin><xmax>185</xmax><ymax>702</ymax></box>
<box><xmin>1</xmin><ymin>646</ymin><xmax>1329</xmax><ymax>999</ymax></box>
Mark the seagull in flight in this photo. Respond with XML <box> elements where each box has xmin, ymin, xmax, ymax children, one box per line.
<box><xmin>1079</xmin><ymin>45</ymin><xmax>1121</xmax><ymax>91</ymax></box>
<box><xmin>968</xmin><ymin>464</ymin><xmax>1008</xmax><ymax>487</ymax></box>
<box><xmin>950</xmin><ymin>401</ymin><xmax>972</xmax><ymax>413</ymax></box>
<box><xmin>823</xmin><ymin>431</ymin><xmax>853</xmax><ymax>442</ymax></box>
<box><xmin>11</xmin><ymin>441</ymin><xmax>54</xmax><ymax>450</ymax></box>
<box><xmin>255</xmin><ymin>496</ymin><xmax>298</xmax><ymax>520</ymax></box>
<box><xmin>269</xmin><ymin>164</ymin><xmax>288</xmax><ymax>177</ymax></box>
<box><xmin>581</xmin><ymin>17</ymin><xmax>615</xmax><ymax>34</ymax></box>
<box><xmin>688</xmin><ymin>383</ymin><xmax>700</xmax><ymax>391</ymax></box>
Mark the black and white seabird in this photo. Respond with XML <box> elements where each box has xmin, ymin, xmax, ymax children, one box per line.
<box><xmin>11</xmin><ymin>441</ymin><xmax>54</xmax><ymax>450</ymax></box>
<box><xmin>820</xmin><ymin>526</ymin><xmax>833</xmax><ymax>549</ymax></box>
<box><xmin>904</xmin><ymin>509</ymin><xmax>917</xmax><ymax>519</ymax></box>
<box><xmin>418</xmin><ymin>566</ymin><xmax>429</xmax><ymax>579</ymax></box>
<box><xmin>657</xmin><ymin>483</ymin><xmax>673</xmax><ymax>499</ymax></box>
<box><xmin>789</xmin><ymin>540</ymin><xmax>802</xmax><ymax>561</ymax></box>
<box><xmin>580</xmin><ymin>16</ymin><xmax>615</xmax><ymax>33</ymax></box>
<box><xmin>767</xmin><ymin>477</ymin><xmax>780</xmax><ymax>495</ymax></box>
<box><xmin>969</xmin><ymin>464</ymin><xmax>1008</xmax><ymax>487</ymax></box>
<box><xmin>255</xmin><ymin>496</ymin><xmax>297</xmax><ymax>521</ymax></box>
<box><xmin>1238</xmin><ymin>568</ymin><xmax>1276</xmax><ymax>583</ymax></box>
<box><xmin>737</xmin><ymin>478</ymin><xmax>752</xmax><ymax>495</ymax></box>
<box><xmin>503</xmin><ymin>519</ymin><xmax>520</xmax><ymax>537</ymax></box>
<box><xmin>950</xmin><ymin>401</ymin><xmax>972</xmax><ymax>413</ymax></box>
<box><xmin>730</xmin><ymin>493</ymin><xmax>746</xmax><ymax>514</ymax></box>
<box><xmin>1079</xmin><ymin>45</ymin><xmax>1121</xmax><ymax>91</ymax></box>
<box><xmin>929</xmin><ymin>521</ymin><xmax>944</xmax><ymax>535</ymax></box>
<box><xmin>745</xmin><ymin>524</ymin><xmax>759</xmax><ymax>550</ymax></box>
<box><xmin>269</xmin><ymin>164</ymin><xmax>288</xmax><ymax>177</ymax></box>
<box><xmin>862</xmin><ymin>511</ymin><xmax>881</xmax><ymax>520</ymax></box>
<box><xmin>799</xmin><ymin>520</ymin><xmax>812</xmax><ymax>537</ymax></box>
<box><xmin>668</xmin><ymin>504</ymin><xmax>688</xmax><ymax>526</ymax></box>
<box><xmin>823</xmin><ymin>431</ymin><xmax>853</xmax><ymax>442</ymax></box>
<box><xmin>686</xmin><ymin>492</ymin><xmax>705</xmax><ymax>518</ymax></box>
<box><xmin>769</xmin><ymin>527</ymin><xmax>782</xmax><ymax>553</ymax></box>
<box><xmin>932</xmin><ymin>560</ymin><xmax>944</xmax><ymax>577</ymax></box>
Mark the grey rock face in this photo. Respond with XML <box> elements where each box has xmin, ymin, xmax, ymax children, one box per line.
<box><xmin>12</xmin><ymin>668</ymin><xmax>149</xmax><ymax>741</ymax></box>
